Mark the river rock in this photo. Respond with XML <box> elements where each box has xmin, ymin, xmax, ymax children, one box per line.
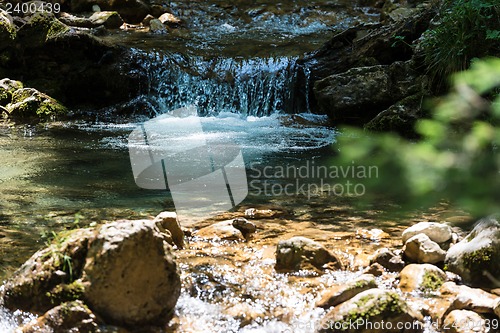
<box><xmin>369</xmin><ymin>248</ymin><xmax>405</xmax><ymax>272</ymax></box>
<box><xmin>89</xmin><ymin>11</ymin><xmax>124</xmax><ymax>29</ymax></box>
<box><xmin>317</xmin><ymin>289</ymin><xmax>423</xmax><ymax>333</ymax></box>
<box><xmin>232</xmin><ymin>217</ymin><xmax>257</xmax><ymax>237</ymax></box>
<box><xmin>17</xmin><ymin>12</ymin><xmax>69</xmax><ymax>48</ymax></box>
<box><xmin>445</xmin><ymin>215</ymin><xmax>500</xmax><ymax>288</ymax></box>
<box><xmin>17</xmin><ymin>300</ymin><xmax>100</xmax><ymax>333</ymax></box>
<box><xmin>443</xmin><ymin>310</ymin><xmax>487</xmax><ymax>333</ymax></box>
<box><xmin>363</xmin><ymin>262</ymin><xmax>385</xmax><ymax>276</ymax></box>
<box><xmin>314</xmin><ymin>61</ymin><xmax>421</xmax><ymax>123</ymax></box>
<box><xmin>494</xmin><ymin>299</ymin><xmax>500</xmax><ymax>318</ymax></box>
<box><xmin>275</xmin><ymin>236</ymin><xmax>342</xmax><ymax>272</ymax></box>
<box><xmin>69</xmin><ymin>0</ymin><xmax>150</xmax><ymax>23</ymax></box>
<box><xmin>196</xmin><ymin>220</ymin><xmax>245</xmax><ymax>241</ymax></box>
<box><xmin>153</xmin><ymin>211</ymin><xmax>184</xmax><ymax>248</ymax></box>
<box><xmin>0</xmin><ymin>78</ymin><xmax>23</xmax><ymax>105</ymax></box>
<box><xmin>149</xmin><ymin>18</ymin><xmax>166</xmax><ymax>33</ymax></box>
<box><xmin>403</xmin><ymin>233</ymin><xmax>446</xmax><ymax>264</ymax></box>
<box><xmin>82</xmin><ymin>219</ymin><xmax>181</xmax><ymax>326</ymax></box>
<box><xmin>440</xmin><ymin>282</ymin><xmax>499</xmax><ymax>315</ymax></box>
<box><xmin>6</xmin><ymin>87</ymin><xmax>67</xmax><ymax>122</ymax></box>
<box><xmin>402</xmin><ymin>222</ymin><xmax>453</xmax><ymax>244</ymax></box>
<box><xmin>158</xmin><ymin>12</ymin><xmax>182</xmax><ymax>27</ymax></box>
<box><xmin>2</xmin><ymin>229</ymin><xmax>95</xmax><ymax>314</ymax></box>
<box><xmin>317</xmin><ymin>274</ymin><xmax>377</xmax><ymax>309</ymax></box>
<box><xmin>399</xmin><ymin>264</ymin><xmax>446</xmax><ymax>293</ymax></box>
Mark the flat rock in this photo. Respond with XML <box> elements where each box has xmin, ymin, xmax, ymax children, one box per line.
<box><xmin>440</xmin><ymin>282</ymin><xmax>499</xmax><ymax>314</ymax></box>
<box><xmin>317</xmin><ymin>274</ymin><xmax>377</xmax><ymax>308</ymax></box>
<box><xmin>443</xmin><ymin>310</ymin><xmax>488</xmax><ymax>333</ymax></box>
<box><xmin>196</xmin><ymin>220</ymin><xmax>245</xmax><ymax>241</ymax></box>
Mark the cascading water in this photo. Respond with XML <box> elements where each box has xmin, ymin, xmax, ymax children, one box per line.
<box><xmin>139</xmin><ymin>52</ymin><xmax>299</xmax><ymax>117</ymax></box>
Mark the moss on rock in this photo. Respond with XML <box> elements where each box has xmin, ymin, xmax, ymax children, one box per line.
<box><xmin>6</xmin><ymin>87</ymin><xmax>67</xmax><ymax>122</ymax></box>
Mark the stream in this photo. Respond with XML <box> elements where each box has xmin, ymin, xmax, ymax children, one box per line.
<box><xmin>0</xmin><ymin>1</ymin><xmax>446</xmax><ymax>331</ymax></box>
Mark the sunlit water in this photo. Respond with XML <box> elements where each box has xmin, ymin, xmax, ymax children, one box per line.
<box><xmin>0</xmin><ymin>1</ymin><xmax>432</xmax><ymax>331</ymax></box>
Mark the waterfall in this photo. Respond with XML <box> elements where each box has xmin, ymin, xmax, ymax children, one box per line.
<box><xmin>140</xmin><ymin>52</ymin><xmax>299</xmax><ymax>117</ymax></box>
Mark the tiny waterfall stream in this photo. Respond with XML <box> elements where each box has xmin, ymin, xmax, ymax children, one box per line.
<box><xmin>0</xmin><ymin>1</ymin><xmax>438</xmax><ymax>332</ymax></box>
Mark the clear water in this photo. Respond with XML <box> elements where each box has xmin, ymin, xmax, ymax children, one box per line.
<box><xmin>0</xmin><ymin>0</ymin><xmax>387</xmax><ymax>331</ymax></box>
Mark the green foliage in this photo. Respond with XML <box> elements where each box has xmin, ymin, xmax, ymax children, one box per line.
<box><xmin>333</xmin><ymin>58</ymin><xmax>500</xmax><ymax>217</ymax></box>
<box><xmin>421</xmin><ymin>0</ymin><xmax>500</xmax><ymax>88</ymax></box>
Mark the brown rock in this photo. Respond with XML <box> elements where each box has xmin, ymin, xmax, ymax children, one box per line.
<box><xmin>153</xmin><ymin>211</ymin><xmax>184</xmax><ymax>248</ymax></box>
<box><xmin>399</xmin><ymin>264</ymin><xmax>446</xmax><ymax>293</ymax></box>
<box><xmin>196</xmin><ymin>220</ymin><xmax>245</xmax><ymax>241</ymax></box>
<box><xmin>82</xmin><ymin>220</ymin><xmax>181</xmax><ymax>326</ymax></box>
<box><xmin>316</xmin><ymin>274</ymin><xmax>377</xmax><ymax>308</ymax></box>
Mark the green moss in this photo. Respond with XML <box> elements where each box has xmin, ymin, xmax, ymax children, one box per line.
<box><xmin>46</xmin><ymin>19</ymin><xmax>70</xmax><ymax>40</ymax></box>
<box><xmin>461</xmin><ymin>247</ymin><xmax>497</xmax><ymax>279</ymax></box>
<box><xmin>421</xmin><ymin>271</ymin><xmax>444</xmax><ymax>293</ymax></box>
<box><xmin>8</xmin><ymin>88</ymin><xmax>67</xmax><ymax>121</ymax></box>
<box><xmin>46</xmin><ymin>280</ymin><xmax>86</xmax><ymax>305</ymax></box>
<box><xmin>334</xmin><ymin>292</ymin><xmax>405</xmax><ymax>331</ymax></box>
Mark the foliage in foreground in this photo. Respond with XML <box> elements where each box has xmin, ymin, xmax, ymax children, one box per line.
<box><xmin>334</xmin><ymin>58</ymin><xmax>500</xmax><ymax>217</ymax></box>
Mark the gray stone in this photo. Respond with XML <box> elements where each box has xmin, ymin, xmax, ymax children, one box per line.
<box><xmin>445</xmin><ymin>215</ymin><xmax>500</xmax><ymax>288</ymax></box>
<box><xmin>403</xmin><ymin>233</ymin><xmax>446</xmax><ymax>264</ymax></box>
<box><xmin>275</xmin><ymin>236</ymin><xmax>342</xmax><ymax>272</ymax></box>
<box><xmin>6</xmin><ymin>88</ymin><xmax>67</xmax><ymax>122</ymax></box>
<box><xmin>399</xmin><ymin>264</ymin><xmax>446</xmax><ymax>293</ymax></box>
<box><xmin>402</xmin><ymin>222</ymin><xmax>453</xmax><ymax>244</ymax></box>
<box><xmin>82</xmin><ymin>220</ymin><xmax>181</xmax><ymax>326</ymax></box>
<box><xmin>317</xmin><ymin>289</ymin><xmax>424</xmax><ymax>333</ymax></box>
<box><xmin>89</xmin><ymin>11</ymin><xmax>124</xmax><ymax>29</ymax></box>
<box><xmin>149</xmin><ymin>18</ymin><xmax>166</xmax><ymax>33</ymax></box>
<box><xmin>0</xmin><ymin>78</ymin><xmax>23</xmax><ymax>105</ymax></box>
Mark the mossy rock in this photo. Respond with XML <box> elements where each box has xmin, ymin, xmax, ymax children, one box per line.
<box><xmin>318</xmin><ymin>289</ymin><xmax>423</xmax><ymax>332</ymax></box>
<box><xmin>0</xmin><ymin>78</ymin><xmax>23</xmax><ymax>105</ymax></box>
<box><xmin>1</xmin><ymin>229</ymin><xmax>95</xmax><ymax>314</ymax></box>
<box><xmin>16</xmin><ymin>12</ymin><xmax>69</xmax><ymax>48</ymax></box>
<box><xmin>445</xmin><ymin>215</ymin><xmax>500</xmax><ymax>288</ymax></box>
<box><xmin>6</xmin><ymin>87</ymin><xmax>67</xmax><ymax>122</ymax></box>
<box><xmin>0</xmin><ymin>10</ymin><xmax>17</xmax><ymax>48</ymax></box>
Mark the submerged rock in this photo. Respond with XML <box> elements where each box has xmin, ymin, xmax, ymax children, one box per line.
<box><xmin>317</xmin><ymin>289</ymin><xmax>423</xmax><ymax>333</ymax></box>
<box><xmin>17</xmin><ymin>300</ymin><xmax>100</xmax><ymax>333</ymax></box>
<box><xmin>196</xmin><ymin>220</ymin><xmax>246</xmax><ymax>241</ymax></box>
<box><xmin>398</xmin><ymin>264</ymin><xmax>446</xmax><ymax>293</ymax></box>
<box><xmin>82</xmin><ymin>220</ymin><xmax>181</xmax><ymax>326</ymax></box>
<box><xmin>275</xmin><ymin>236</ymin><xmax>343</xmax><ymax>272</ymax></box>
<box><xmin>403</xmin><ymin>233</ymin><xmax>446</xmax><ymax>264</ymax></box>
<box><xmin>445</xmin><ymin>216</ymin><xmax>500</xmax><ymax>288</ymax></box>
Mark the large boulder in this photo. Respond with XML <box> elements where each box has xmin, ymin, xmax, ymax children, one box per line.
<box><xmin>442</xmin><ymin>310</ymin><xmax>488</xmax><ymax>333</ymax></box>
<box><xmin>445</xmin><ymin>216</ymin><xmax>500</xmax><ymax>288</ymax></box>
<box><xmin>275</xmin><ymin>236</ymin><xmax>343</xmax><ymax>272</ymax></box>
<box><xmin>2</xmin><ymin>219</ymin><xmax>181</xmax><ymax>329</ymax></box>
<box><xmin>314</xmin><ymin>61</ymin><xmax>422</xmax><ymax>123</ymax></box>
<box><xmin>6</xmin><ymin>87</ymin><xmax>67</xmax><ymax>122</ymax></box>
<box><xmin>317</xmin><ymin>289</ymin><xmax>423</xmax><ymax>333</ymax></box>
<box><xmin>440</xmin><ymin>282</ymin><xmax>499</xmax><ymax>315</ymax></box>
<box><xmin>82</xmin><ymin>219</ymin><xmax>181</xmax><ymax>326</ymax></box>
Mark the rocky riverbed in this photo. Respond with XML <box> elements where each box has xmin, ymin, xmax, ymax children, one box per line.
<box><xmin>1</xmin><ymin>206</ymin><xmax>499</xmax><ymax>332</ymax></box>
